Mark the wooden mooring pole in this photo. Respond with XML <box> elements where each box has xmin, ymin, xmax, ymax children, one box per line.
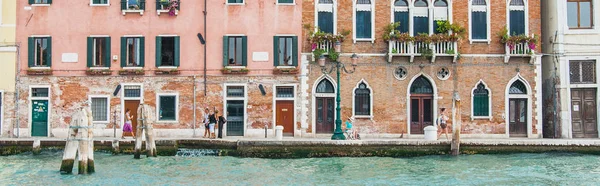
<box><xmin>134</xmin><ymin>103</ymin><xmax>157</xmax><ymax>159</ymax></box>
<box><xmin>60</xmin><ymin>106</ymin><xmax>95</xmax><ymax>174</ymax></box>
<box><xmin>451</xmin><ymin>92</ymin><xmax>461</xmax><ymax>156</ymax></box>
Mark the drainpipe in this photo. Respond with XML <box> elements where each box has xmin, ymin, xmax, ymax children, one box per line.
<box><xmin>14</xmin><ymin>43</ymin><xmax>21</xmax><ymax>138</ymax></box>
<box><xmin>193</xmin><ymin>75</ymin><xmax>197</xmax><ymax>137</ymax></box>
<box><xmin>203</xmin><ymin>0</ymin><xmax>207</xmax><ymax>96</ymax></box>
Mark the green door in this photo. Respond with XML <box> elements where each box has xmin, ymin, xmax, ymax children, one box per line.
<box><xmin>32</xmin><ymin>100</ymin><xmax>48</xmax><ymax>137</ymax></box>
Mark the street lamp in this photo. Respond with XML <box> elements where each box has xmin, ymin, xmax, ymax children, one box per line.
<box><xmin>320</xmin><ymin>53</ymin><xmax>359</xmax><ymax>140</ymax></box>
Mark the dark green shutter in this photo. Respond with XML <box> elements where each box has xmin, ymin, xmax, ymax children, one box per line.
<box><xmin>394</xmin><ymin>12</ymin><xmax>409</xmax><ymax>33</ymax></box>
<box><xmin>140</xmin><ymin>0</ymin><xmax>146</xmax><ymax>10</ymax></box>
<box><xmin>46</xmin><ymin>37</ymin><xmax>52</xmax><ymax>67</ymax></box>
<box><xmin>105</xmin><ymin>37</ymin><xmax>111</xmax><ymax>67</ymax></box>
<box><xmin>473</xmin><ymin>95</ymin><xmax>489</xmax><ymax>116</ymax></box>
<box><xmin>241</xmin><ymin>36</ymin><xmax>247</xmax><ymax>66</ymax></box>
<box><xmin>472</xmin><ymin>12</ymin><xmax>488</xmax><ymax>39</ymax></box>
<box><xmin>292</xmin><ymin>36</ymin><xmax>298</xmax><ymax>66</ymax></box>
<box><xmin>509</xmin><ymin>11</ymin><xmax>525</xmax><ymax>35</ymax></box>
<box><xmin>273</xmin><ymin>36</ymin><xmax>279</xmax><ymax>66</ymax></box>
<box><xmin>140</xmin><ymin>37</ymin><xmax>145</xmax><ymax>67</ymax></box>
<box><xmin>121</xmin><ymin>0</ymin><xmax>126</xmax><ymax>10</ymax></box>
<box><xmin>318</xmin><ymin>12</ymin><xmax>334</xmax><ymax>34</ymax></box>
<box><xmin>120</xmin><ymin>37</ymin><xmax>126</xmax><ymax>67</ymax></box>
<box><xmin>356</xmin><ymin>11</ymin><xmax>372</xmax><ymax>39</ymax></box>
<box><xmin>223</xmin><ymin>36</ymin><xmax>228</xmax><ymax>67</ymax></box>
<box><xmin>414</xmin><ymin>17</ymin><xmax>429</xmax><ymax>35</ymax></box>
<box><xmin>29</xmin><ymin>0</ymin><xmax>34</xmax><ymax>5</ymax></box>
<box><xmin>28</xmin><ymin>37</ymin><xmax>34</xmax><ymax>67</ymax></box>
<box><xmin>48</xmin><ymin>0</ymin><xmax>52</xmax><ymax>4</ymax></box>
<box><xmin>87</xmin><ymin>37</ymin><xmax>93</xmax><ymax>67</ymax></box>
<box><xmin>174</xmin><ymin>36</ymin><xmax>180</xmax><ymax>67</ymax></box>
<box><xmin>155</xmin><ymin>36</ymin><xmax>162</xmax><ymax>67</ymax></box>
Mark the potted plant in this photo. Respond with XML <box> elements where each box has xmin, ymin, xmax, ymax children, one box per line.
<box><xmin>119</xmin><ymin>69</ymin><xmax>145</xmax><ymax>75</ymax></box>
<box><xmin>155</xmin><ymin>69</ymin><xmax>180</xmax><ymax>75</ymax></box>
<box><xmin>498</xmin><ymin>27</ymin><xmax>538</xmax><ymax>51</ymax></box>
<box><xmin>27</xmin><ymin>69</ymin><xmax>52</xmax><ymax>75</ymax></box>
<box><xmin>221</xmin><ymin>67</ymin><xmax>249</xmax><ymax>74</ymax></box>
<box><xmin>86</xmin><ymin>69</ymin><xmax>112</xmax><ymax>76</ymax></box>
<box><xmin>273</xmin><ymin>67</ymin><xmax>299</xmax><ymax>74</ymax></box>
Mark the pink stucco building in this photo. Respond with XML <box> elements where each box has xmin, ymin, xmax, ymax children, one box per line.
<box><xmin>14</xmin><ymin>0</ymin><xmax>302</xmax><ymax>138</ymax></box>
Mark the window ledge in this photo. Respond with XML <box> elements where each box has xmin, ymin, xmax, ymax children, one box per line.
<box><xmin>471</xmin><ymin>116</ymin><xmax>492</xmax><ymax>121</ymax></box>
<box><xmin>226</xmin><ymin>3</ymin><xmax>245</xmax><ymax>6</ymax></box>
<box><xmin>470</xmin><ymin>39</ymin><xmax>490</xmax><ymax>44</ymax></box>
<box><xmin>276</xmin><ymin>66</ymin><xmax>296</xmax><ymax>69</ymax></box>
<box><xmin>352</xmin><ymin>115</ymin><xmax>373</xmax><ymax>119</ymax></box>
<box><xmin>157</xmin><ymin>9</ymin><xmax>178</xmax><ymax>16</ymax></box>
<box><xmin>122</xmin><ymin>10</ymin><xmax>144</xmax><ymax>16</ymax></box>
<box><xmin>90</xmin><ymin>4</ymin><xmax>109</xmax><ymax>7</ymax></box>
<box><xmin>158</xmin><ymin>66</ymin><xmax>178</xmax><ymax>69</ymax></box>
<box><xmin>276</xmin><ymin>3</ymin><xmax>295</xmax><ymax>6</ymax></box>
<box><xmin>156</xmin><ymin>120</ymin><xmax>178</xmax><ymax>124</ymax></box>
<box><xmin>89</xmin><ymin>67</ymin><xmax>109</xmax><ymax>70</ymax></box>
<box><xmin>29</xmin><ymin>67</ymin><xmax>51</xmax><ymax>70</ymax></box>
<box><xmin>93</xmin><ymin>121</ymin><xmax>110</xmax><ymax>124</ymax></box>
<box><xmin>31</xmin><ymin>4</ymin><xmax>51</xmax><ymax>7</ymax></box>
<box><xmin>123</xmin><ymin>67</ymin><xmax>143</xmax><ymax>70</ymax></box>
<box><xmin>354</xmin><ymin>38</ymin><xmax>374</xmax><ymax>43</ymax></box>
<box><xmin>225</xmin><ymin>66</ymin><xmax>246</xmax><ymax>69</ymax></box>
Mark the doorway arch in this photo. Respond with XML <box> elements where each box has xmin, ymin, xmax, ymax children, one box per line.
<box><xmin>407</xmin><ymin>73</ymin><xmax>438</xmax><ymax>135</ymax></box>
<box><xmin>505</xmin><ymin>74</ymin><xmax>532</xmax><ymax>138</ymax></box>
<box><xmin>312</xmin><ymin>75</ymin><xmax>337</xmax><ymax>134</ymax></box>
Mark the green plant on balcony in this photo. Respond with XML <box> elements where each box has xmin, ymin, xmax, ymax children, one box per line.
<box><xmin>382</xmin><ymin>22</ymin><xmax>414</xmax><ymax>42</ymax></box>
<box><xmin>436</xmin><ymin>20</ymin><xmax>466</xmax><ymax>36</ymax></box>
<box><xmin>414</xmin><ymin>33</ymin><xmax>432</xmax><ymax>44</ymax></box>
<box><xmin>312</xmin><ymin>49</ymin><xmax>326</xmax><ymax>61</ymax></box>
<box><xmin>221</xmin><ymin>67</ymin><xmax>249</xmax><ymax>74</ymax></box>
<box><xmin>498</xmin><ymin>27</ymin><xmax>539</xmax><ymax>51</ymax></box>
<box><xmin>328</xmin><ymin>50</ymin><xmax>340</xmax><ymax>62</ymax></box>
<box><xmin>86</xmin><ymin>69</ymin><xmax>112</xmax><ymax>75</ymax></box>
<box><xmin>421</xmin><ymin>47</ymin><xmax>434</xmax><ymax>60</ymax></box>
<box><xmin>304</xmin><ymin>24</ymin><xmax>350</xmax><ymax>51</ymax></box>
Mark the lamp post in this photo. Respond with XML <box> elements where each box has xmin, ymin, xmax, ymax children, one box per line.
<box><xmin>320</xmin><ymin>53</ymin><xmax>359</xmax><ymax>140</ymax></box>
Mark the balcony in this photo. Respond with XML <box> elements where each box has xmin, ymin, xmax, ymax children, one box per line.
<box><xmin>156</xmin><ymin>0</ymin><xmax>180</xmax><ymax>16</ymax></box>
<box><xmin>121</xmin><ymin>0</ymin><xmax>146</xmax><ymax>15</ymax></box>
<box><xmin>388</xmin><ymin>40</ymin><xmax>458</xmax><ymax>63</ymax></box>
<box><xmin>504</xmin><ymin>42</ymin><xmax>535</xmax><ymax>64</ymax></box>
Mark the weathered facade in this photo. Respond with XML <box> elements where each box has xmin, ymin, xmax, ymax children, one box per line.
<box><xmin>542</xmin><ymin>0</ymin><xmax>600</xmax><ymax>138</ymax></box>
<box><xmin>14</xmin><ymin>0</ymin><xmax>302</xmax><ymax>138</ymax></box>
<box><xmin>0</xmin><ymin>0</ymin><xmax>17</xmax><ymax>137</ymax></box>
<box><xmin>299</xmin><ymin>0</ymin><xmax>542</xmax><ymax>138</ymax></box>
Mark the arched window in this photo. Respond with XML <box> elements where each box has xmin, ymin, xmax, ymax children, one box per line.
<box><xmin>414</xmin><ymin>0</ymin><xmax>429</xmax><ymax>35</ymax></box>
<box><xmin>316</xmin><ymin>0</ymin><xmax>335</xmax><ymax>34</ymax></box>
<box><xmin>354</xmin><ymin>82</ymin><xmax>371</xmax><ymax>116</ymax></box>
<box><xmin>472</xmin><ymin>82</ymin><xmax>490</xmax><ymax>117</ymax></box>
<box><xmin>394</xmin><ymin>0</ymin><xmax>410</xmax><ymax>33</ymax></box>
<box><xmin>508</xmin><ymin>0</ymin><xmax>526</xmax><ymax>36</ymax></box>
<box><xmin>410</xmin><ymin>76</ymin><xmax>434</xmax><ymax>94</ymax></box>
<box><xmin>355</xmin><ymin>0</ymin><xmax>374</xmax><ymax>41</ymax></box>
<box><xmin>433</xmin><ymin>0</ymin><xmax>449</xmax><ymax>34</ymax></box>
<box><xmin>316</xmin><ymin>79</ymin><xmax>335</xmax><ymax>93</ymax></box>
<box><xmin>470</xmin><ymin>0</ymin><xmax>489</xmax><ymax>42</ymax></box>
<box><xmin>434</xmin><ymin>0</ymin><xmax>448</xmax><ymax>7</ymax></box>
<box><xmin>509</xmin><ymin>80</ymin><xmax>527</xmax><ymax>94</ymax></box>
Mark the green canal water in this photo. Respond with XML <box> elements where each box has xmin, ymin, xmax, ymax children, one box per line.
<box><xmin>1</xmin><ymin>151</ymin><xmax>600</xmax><ymax>185</ymax></box>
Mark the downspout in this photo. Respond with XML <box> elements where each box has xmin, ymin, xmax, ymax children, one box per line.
<box><xmin>15</xmin><ymin>43</ymin><xmax>21</xmax><ymax>138</ymax></box>
<box><xmin>203</xmin><ymin>0</ymin><xmax>207</xmax><ymax>96</ymax></box>
<box><xmin>193</xmin><ymin>75</ymin><xmax>196</xmax><ymax>137</ymax></box>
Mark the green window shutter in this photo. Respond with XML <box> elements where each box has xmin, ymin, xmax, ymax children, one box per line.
<box><xmin>174</xmin><ymin>36</ymin><xmax>180</xmax><ymax>67</ymax></box>
<box><xmin>121</xmin><ymin>0</ymin><xmax>126</xmax><ymax>10</ymax></box>
<box><xmin>29</xmin><ymin>0</ymin><xmax>34</xmax><ymax>5</ymax></box>
<box><xmin>242</xmin><ymin>36</ymin><xmax>247</xmax><ymax>66</ymax></box>
<box><xmin>120</xmin><ymin>37</ymin><xmax>126</xmax><ymax>67</ymax></box>
<box><xmin>48</xmin><ymin>0</ymin><xmax>52</xmax><ymax>4</ymax></box>
<box><xmin>222</xmin><ymin>36</ymin><xmax>228</xmax><ymax>67</ymax></box>
<box><xmin>473</xmin><ymin>95</ymin><xmax>489</xmax><ymax>116</ymax></box>
<box><xmin>46</xmin><ymin>37</ymin><xmax>52</xmax><ymax>67</ymax></box>
<box><xmin>140</xmin><ymin>0</ymin><xmax>146</xmax><ymax>10</ymax></box>
<box><xmin>140</xmin><ymin>37</ymin><xmax>145</xmax><ymax>67</ymax></box>
<box><xmin>292</xmin><ymin>36</ymin><xmax>298</xmax><ymax>66</ymax></box>
<box><xmin>273</xmin><ymin>36</ymin><xmax>279</xmax><ymax>66</ymax></box>
<box><xmin>104</xmin><ymin>37</ymin><xmax>111</xmax><ymax>67</ymax></box>
<box><xmin>87</xmin><ymin>37</ymin><xmax>93</xmax><ymax>68</ymax></box>
<box><xmin>155</xmin><ymin>36</ymin><xmax>162</xmax><ymax>67</ymax></box>
<box><xmin>28</xmin><ymin>38</ymin><xmax>34</xmax><ymax>67</ymax></box>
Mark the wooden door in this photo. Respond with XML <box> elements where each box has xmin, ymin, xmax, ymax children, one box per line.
<box><xmin>316</xmin><ymin>97</ymin><xmax>334</xmax><ymax>133</ymax></box>
<box><xmin>276</xmin><ymin>101</ymin><xmax>294</xmax><ymax>135</ymax></box>
<box><xmin>410</xmin><ymin>95</ymin><xmax>433</xmax><ymax>134</ymax></box>
<box><xmin>31</xmin><ymin>100</ymin><xmax>48</xmax><ymax>137</ymax></box>
<box><xmin>509</xmin><ymin>99</ymin><xmax>527</xmax><ymax>137</ymax></box>
<box><xmin>124</xmin><ymin>100</ymin><xmax>140</xmax><ymax>136</ymax></box>
<box><xmin>571</xmin><ymin>89</ymin><xmax>598</xmax><ymax>138</ymax></box>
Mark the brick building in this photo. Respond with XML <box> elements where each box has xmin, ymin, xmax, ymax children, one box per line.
<box><xmin>299</xmin><ymin>0</ymin><xmax>542</xmax><ymax>138</ymax></box>
<box><xmin>14</xmin><ymin>0</ymin><xmax>302</xmax><ymax>138</ymax></box>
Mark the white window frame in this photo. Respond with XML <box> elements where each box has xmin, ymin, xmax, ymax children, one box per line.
<box><xmin>223</xmin><ymin>83</ymin><xmax>248</xmax><ymax>137</ymax></box>
<box><xmin>314</xmin><ymin>0</ymin><xmax>338</xmax><ymax>34</ymax></box>
<box><xmin>311</xmin><ymin>75</ymin><xmax>338</xmax><ymax>135</ymax></box>
<box><xmin>506</xmin><ymin>0</ymin><xmax>529</xmax><ymax>36</ymax></box>
<box><xmin>120</xmin><ymin>83</ymin><xmax>144</xmax><ymax>127</ymax></box>
<box><xmin>226</xmin><ymin>0</ymin><xmax>245</xmax><ymax>6</ymax></box>
<box><xmin>352</xmin><ymin>79</ymin><xmax>373</xmax><ymax>119</ymax></box>
<box><xmin>276</xmin><ymin>0</ymin><xmax>295</xmax><ymax>5</ymax></box>
<box><xmin>504</xmin><ymin>73</ymin><xmax>533</xmax><ymax>138</ymax></box>
<box><xmin>28</xmin><ymin>85</ymin><xmax>51</xmax><ymax>137</ymax></box>
<box><xmin>468</xmin><ymin>0</ymin><xmax>491</xmax><ymax>44</ymax></box>
<box><xmin>224</xmin><ymin>34</ymin><xmax>246</xmax><ymax>68</ymax></box>
<box><xmin>404</xmin><ymin>0</ymin><xmax>454</xmax><ymax>36</ymax></box>
<box><xmin>89</xmin><ymin>95</ymin><xmax>110</xmax><ymax>124</ymax></box>
<box><xmin>471</xmin><ymin>79</ymin><xmax>492</xmax><ymax>120</ymax></box>
<box><xmin>272</xmin><ymin>84</ymin><xmax>297</xmax><ymax>136</ymax></box>
<box><xmin>389</xmin><ymin>0</ymin><xmax>409</xmax><ymax>28</ymax></box>
<box><xmin>353</xmin><ymin>0</ymin><xmax>376</xmax><ymax>43</ymax></box>
<box><xmin>564</xmin><ymin>0</ymin><xmax>599</xmax><ymax>35</ymax></box>
<box><xmin>157</xmin><ymin>34</ymin><xmax>179</xmax><ymax>68</ymax></box>
<box><xmin>156</xmin><ymin>93</ymin><xmax>179</xmax><ymax>123</ymax></box>
<box><xmin>90</xmin><ymin>0</ymin><xmax>110</xmax><ymax>6</ymax></box>
<box><xmin>91</xmin><ymin>36</ymin><xmax>110</xmax><ymax>69</ymax></box>
<box><xmin>122</xmin><ymin>0</ymin><xmax>144</xmax><ymax>15</ymax></box>
<box><xmin>123</xmin><ymin>36</ymin><xmax>142</xmax><ymax>68</ymax></box>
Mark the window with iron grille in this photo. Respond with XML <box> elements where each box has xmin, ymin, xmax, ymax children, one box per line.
<box><xmin>158</xmin><ymin>95</ymin><xmax>177</xmax><ymax>121</ymax></box>
<box><xmin>276</xmin><ymin>87</ymin><xmax>294</xmax><ymax>98</ymax></box>
<box><xmin>124</xmin><ymin>85</ymin><xmax>141</xmax><ymax>97</ymax></box>
<box><xmin>472</xmin><ymin>83</ymin><xmax>490</xmax><ymax>117</ymax></box>
<box><xmin>32</xmin><ymin>88</ymin><xmax>49</xmax><ymax>98</ymax></box>
<box><xmin>227</xmin><ymin>86</ymin><xmax>245</xmax><ymax>97</ymax></box>
<box><xmin>354</xmin><ymin>83</ymin><xmax>371</xmax><ymax>116</ymax></box>
<box><xmin>570</xmin><ymin>60</ymin><xmax>596</xmax><ymax>84</ymax></box>
<box><xmin>91</xmin><ymin>97</ymin><xmax>109</xmax><ymax>122</ymax></box>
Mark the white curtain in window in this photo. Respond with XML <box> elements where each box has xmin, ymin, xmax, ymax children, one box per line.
<box><xmin>434</xmin><ymin>7</ymin><xmax>448</xmax><ymax>20</ymax></box>
<box><xmin>414</xmin><ymin>7</ymin><xmax>428</xmax><ymax>17</ymax></box>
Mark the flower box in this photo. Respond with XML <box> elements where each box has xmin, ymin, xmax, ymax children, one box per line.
<box><xmin>273</xmin><ymin>68</ymin><xmax>299</xmax><ymax>74</ymax></box>
<box><xmin>86</xmin><ymin>69</ymin><xmax>112</xmax><ymax>76</ymax></box>
<box><xmin>118</xmin><ymin>69</ymin><xmax>145</xmax><ymax>75</ymax></box>
<box><xmin>155</xmin><ymin>69</ymin><xmax>180</xmax><ymax>75</ymax></box>
<box><xmin>27</xmin><ymin>69</ymin><xmax>52</xmax><ymax>76</ymax></box>
<box><xmin>221</xmin><ymin>68</ymin><xmax>249</xmax><ymax>74</ymax></box>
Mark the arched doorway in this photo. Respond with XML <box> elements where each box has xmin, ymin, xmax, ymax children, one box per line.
<box><xmin>315</xmin><ymin>78</ymin><xmax>335</xmax><ymax>134</ymax></box>
<box><xmin>508</xmin><ymin>79</ymin><xmax>528</xmax><ymax>137</ymax></box>
<box><xmin>409</xmin><ymin>75</ymin><xmax>434</xmax><ymax>134</ymax></box>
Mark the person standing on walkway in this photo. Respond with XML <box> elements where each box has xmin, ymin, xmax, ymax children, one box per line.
<box><xmin>437</xmin><ymin>108</ymin><xmax>449</xmax><ymax>140</ymax></box>
<box><xmin>208</xmin><ymin>109</ymin><xmax>217</xmax><ymax>139</ymax></box>
<box><xmin>122</xmin><ymin>109</ymin><xmax>135</xmax><ymax>139</ymax></box>
<box><xmin>203</xmin><ymin>108</ymin><xmax>210</xmax><ymax>138</ymax></box>
<box><xmin>217</xmin><ymin>111</ymin><xmax>227</xmax><ymax>139</ymax></box>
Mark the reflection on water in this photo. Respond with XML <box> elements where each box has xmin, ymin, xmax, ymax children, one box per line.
<box><xmin>1</xmin><ymin>151</ymin><xmax>600</xmax><ymax>185</ymax></box>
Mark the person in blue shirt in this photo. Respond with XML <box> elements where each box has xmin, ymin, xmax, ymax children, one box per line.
<box><xmin>345</xmin><ymin>117</ymin><xmax>357</xmax><ymax>140</ymax></box>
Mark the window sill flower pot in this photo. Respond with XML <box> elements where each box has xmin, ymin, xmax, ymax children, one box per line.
<box><xmin>273</xmin><ymin>67</ymin><xmax>298</xmax><ymax>74</ymax></box>
<box><xmin>27</xmin><ymin>69</ymin><xmax>52</xmax><ymax>76</ymax></box>
<box><xmin>221</xmin><ymin>68</ymin><xmax>249</xmax><ymax>74</ymax></box>
<box><xmin>86</xmin><ymin>69</ymin><xmax>112</xmax><ymax>76</ymax></box>
<box><xmin>155</xmin><ymin>69</ymin><xmax>180</xmax><ymax>75</ymax></box>
<box><xmin>118</xmin><ymin>69</ymin><xmax>145</xmax><ymax>75</ymax></box>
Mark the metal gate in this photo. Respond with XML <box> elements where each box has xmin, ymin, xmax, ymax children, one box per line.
<box><xmin>226</xmin><ymin>100</ymin><xmax>244</xmax><ymax>136</ymax></box>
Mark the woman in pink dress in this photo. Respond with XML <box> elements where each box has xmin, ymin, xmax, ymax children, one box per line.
<box><xmin>122</xmin><ymin>109</ymin><xmax>136</xmax><ymax>139</ymax></box>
